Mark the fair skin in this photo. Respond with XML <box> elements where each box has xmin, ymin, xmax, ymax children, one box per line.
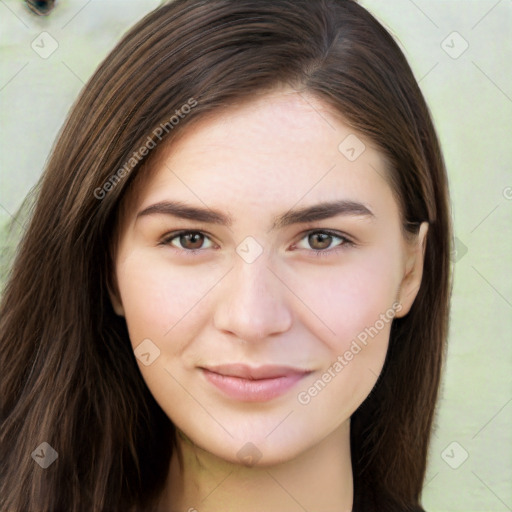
<box><xmin>110</xmin><ymin>89</ymin><xmax>428</xmax><ymax>512</ymax></box>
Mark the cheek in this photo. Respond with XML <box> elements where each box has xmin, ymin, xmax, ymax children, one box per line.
<box><xmin>289</xmin><ymin>247</ymin><xmax>401</xmax><ymax>414</ymax></box>
<box><xmin>293</xmin><ymin>268</ymin><xmax>397</xmax><ymax>425</ymax></box>
<box><xmin>116</xmin><ymin>249</ymin><xmax>221</xmax><ymax>348</ymax></box>
<box><xmin>115</xmin><ymin>251</ymin><xmax>221</xmax><ymax>417</ymax></box>
<box><xmin>291</xmin><ymin>247</ymin><xmax>402</xmax><ymax>352</ymax></box>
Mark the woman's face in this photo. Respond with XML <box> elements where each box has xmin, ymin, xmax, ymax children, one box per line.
<box><xmin>111</xmin><ymin>89</ymin><xmax>427</xmax><ymax>466</ymax></box>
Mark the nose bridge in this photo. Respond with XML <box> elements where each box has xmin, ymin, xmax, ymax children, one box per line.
<box><xmin>213</xmin><ymin>253</ymin><xmax>292</xmax><ymax>341</ymax></box>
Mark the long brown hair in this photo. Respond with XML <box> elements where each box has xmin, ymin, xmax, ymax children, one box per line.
<box><xmin>0</xmin><ymin>1</ymin><xmax>452</xmax><ymax>510</ymax></box>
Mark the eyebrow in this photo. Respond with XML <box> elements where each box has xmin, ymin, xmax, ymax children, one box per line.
<box><xmin>136</xmin><ymin>199</ymin><xmax>375</xmax><ymax>231</ymax></box>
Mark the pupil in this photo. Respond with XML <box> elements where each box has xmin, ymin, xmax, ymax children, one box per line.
<box><xmin>183</xmin><ymin>233</ymin><xmax>203</xmax><ymax>249</ymax></box>
<box><xmin>310</xmin><ymin>233</ymin><xmax>330</xmax><ymax>250</ymax></box>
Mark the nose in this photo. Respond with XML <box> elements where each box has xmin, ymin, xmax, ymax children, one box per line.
<box><xmin>213</xmin><ymin>256</ymin><xmax>293</xmax><ymax>343</ymax></box>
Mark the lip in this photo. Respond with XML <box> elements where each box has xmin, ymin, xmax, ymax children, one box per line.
<box><xmin>200</xmin><ymin>364</ymin><xmax>312</xmax><ymax>402</ymax></box>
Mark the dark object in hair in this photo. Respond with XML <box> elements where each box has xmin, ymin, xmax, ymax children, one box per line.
<box><xmin>25</xmin><ymin>0</ymin><xmax>56</xmax><ymax>16</ymax></box>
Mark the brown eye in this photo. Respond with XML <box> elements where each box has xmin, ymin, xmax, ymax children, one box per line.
<box><xmin>308</xmin><ymin>232</ymin><xmax>333</xmax><ymax>250</ymax></box>
<box><xmin>293</xmin><ymin>230</ymin><xmax>354</xmax><ymax>257</ymax></box>
<box><xmin>161</xmin><ymin>231</ymin><xmax>214</xmax><ymax>252</ymax></box>
<box><xmin>181</xmin><ymin>233</ymin><xmax>204</xmax><ymax>249</ymax></box>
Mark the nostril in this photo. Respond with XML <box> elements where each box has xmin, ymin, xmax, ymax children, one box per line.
<box><xmin>25</xmin><ymin>0</ymin><xmax>56</xmax><ymax>16</ymax></box>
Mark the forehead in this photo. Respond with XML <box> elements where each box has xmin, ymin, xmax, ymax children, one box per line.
<box><xmin>120</xmin><ymin>89</ymin><xmax>399</xmax><ymax>227</ymax></box>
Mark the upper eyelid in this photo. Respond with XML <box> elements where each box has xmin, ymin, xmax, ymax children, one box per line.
<box><xmin>292</xmin><ymin>230</ymin><xmax>354</xmax><ymax>249</ymax></box>
<box><xmin>295</xmin><ymin>228</ymin><xmax>353</xmax><ymax>241</ymax></box>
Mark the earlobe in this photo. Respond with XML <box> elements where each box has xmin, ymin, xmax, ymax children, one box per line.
<box><xmin>107</xmin><ymin>276</ymin><xmax>125</xmax><ymax>317</ymax></box>
<box><xmin>395</xmin><ymin>222</ymin><xmax>429</xmax><ymax>318</ymax></box>
<box><xmin>110</xmin><ymin>295</ymin><xmax>125</xmax><ymax>317</ymax></box>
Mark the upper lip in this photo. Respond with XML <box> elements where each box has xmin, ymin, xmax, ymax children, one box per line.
<box><xmin>201</xmin><ymin>364</ymin><xmax>311</xmax><ymax>380</ymax></box>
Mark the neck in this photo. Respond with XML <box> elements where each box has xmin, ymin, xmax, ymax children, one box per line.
<box><xmin>156</xmin><ymin>420</ymin><xmax>353</xmax><ymax>512</ymax></box>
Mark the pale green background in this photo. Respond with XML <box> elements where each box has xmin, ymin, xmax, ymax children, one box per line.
<box><xmin>0</xmin><ymin>1</ymin><xmax>511</xmax><ymax>510</ymax></box>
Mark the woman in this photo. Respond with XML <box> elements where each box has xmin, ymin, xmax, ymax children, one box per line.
<box><xmin>0</xmin><ymin>0</ymin><xmax>452</xmax><ymax>510</ymax></box>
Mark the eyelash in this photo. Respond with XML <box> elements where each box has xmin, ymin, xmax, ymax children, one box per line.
<box><xmin>159</xmin><ymin>229</ymin><xmax>355</xmax><ymax>258</ymax></box>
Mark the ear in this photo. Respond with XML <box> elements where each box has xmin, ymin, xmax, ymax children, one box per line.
<box><xmin>395</xmin><ymin>222</ymin><xmax>429</xmax><ymax>318</ymax></box>
<box><xmin>107</xmin><ymin>273</ymin><xmax>125</xmax><ymax>317</ymax></box>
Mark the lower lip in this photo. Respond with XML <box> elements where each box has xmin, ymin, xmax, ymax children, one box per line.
<box><xmin>201</xmin><ymin>369</ymin><xmax>308</xmax><ymax>402</ymax></box>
